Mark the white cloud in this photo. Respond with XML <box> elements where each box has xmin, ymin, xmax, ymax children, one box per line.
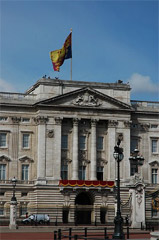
<box><xmin>127</xmin><ymin>73</ymin><xmax>159</xmax><ymax>93</ymax></box>
<box><xmin>0</xmin><ymin>78</ymin><xmax>16</xmax><ymax>92</ymax></box>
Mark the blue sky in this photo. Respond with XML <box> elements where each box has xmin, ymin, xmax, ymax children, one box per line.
<box><xmin>0</xmin><ymin>0</ymin><xmax>158</xmax><ymax>101</ymax></box>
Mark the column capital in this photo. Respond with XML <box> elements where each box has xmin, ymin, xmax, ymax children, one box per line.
<box><xmin>55</xmin><ymin>117</ymin><xmax>62</xmax><ymax>125</ymax></box>
<box><xmin>73</xmin><ymin>118</ymin><xmax>80</xmax><ymax>126</ymax></box>
<box><xmin>124</xmin><ymin>120</ymin><xmax>132</xmax><ymax>128</ymax></box>
<box><xmin>91</xmin><ymin>119</ymin><xmax>98</xmax><ymax>126</ymax></box>
<box><xmin>33</xmin><ymin>116</ymin><xmax>48</xmax><ymax>125</ymax></box>
<box><xmin>108</xmin><ymin>120</ymin><xmax>118</xmax><ymax>128</ymax></box>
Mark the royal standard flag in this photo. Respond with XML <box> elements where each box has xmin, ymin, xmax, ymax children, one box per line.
<box><xmin>50</xmin><ymin>33</ymin><xmax>72</xmax><ymax>71</ymax></box>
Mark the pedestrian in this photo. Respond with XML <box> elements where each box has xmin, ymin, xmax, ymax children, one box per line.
<box><xmin>26</xmin><ymin>212</ymin><xmax>28</xmax><ymax>218</ymax></box>
<box><xmin>125</xmin><ymin>215</ymin><xmax>129</xmax><ymax>226</ymax></box>
<box><xmin>46</xmin><ymin>214</ymin><xmax>50</xmax><ymax>225</ymax></box>
<box><xmin>30</xmin><ymin>214</ymin><xmax>34</xmax><ymax>225</ymax></box>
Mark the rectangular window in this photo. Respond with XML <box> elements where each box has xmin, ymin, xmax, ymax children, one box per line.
<box><xmin>0</xmin><ymin>165</ymin><xmax>6</xmax><ymax>180</ymax></box>
<box><xmin>79</xmin><ymin>166</ymin><xmax>86</xmax><ymax>180</ymax></box>
<box><xmin>22</xmin><ymin>165</ymin><xmax>29</xmax><ymax>180</ymax></box>
<box><xmin>152</xmin><ymin>140</ymin><xmax>158</xmax><ymax>153</ymax></box>
<box><xmin>0</xmin><ymin>133</ymin><xmax>7</xmax><ymax>147</ymax></box>
<box><xmin>97</xmin><ymin>167</ymin><xmax>103</xmax><ymax>180</ymax></box>
<box><xmin>130</xmin><ymin>138</ymin><xmax>138</xmax><ymax>153</ymax></box>
<box><xmin>0</xmin><ymin>208</ymin><xmax>4</xmax><ymax>215</ymax></box>
<box><xmin>97</xmin><ymin>137</ymin><xmax>104</xmax><ymax>150</ymax></box>
<box><xmin>151</xmin><ymin>125</ymin><xmax>158</xmax><ymax>128</ymax></box>
<box><xmin>20</xmin><ymin>206</ymin><xmax>27</xmax><ymax>216</ymax></box>
<box><xmin>22</xmin><ymin>134</ymin><xmax>29</xmax><ymax>148</ymax></box>
<box><xmin>21</xmin><ymin>118</ymin><xmax>30</xmax><ymax>123</ymax></box>
<box><xmin>152</xmin><ymin>169</ymin><xmax>158</xmax><ymax>184</ymax></box>
<box><xmin>79</xmin><ymin>136</ymin><xmax>86</xmax><ymax>150</ymax></box>
<box><xmin>61</xmin><ymin>165</ymin><xmax>68</xmax><ymax>180</ymax></box>
<box><xmin>61</xmin><ymin>135</ymin><xmax>68</xmax><ymax>149</ymax></box>
<box><xmin>0</xmin><ymin>117</ymin><xmax>8</xmax><ymax>122</ymax></box>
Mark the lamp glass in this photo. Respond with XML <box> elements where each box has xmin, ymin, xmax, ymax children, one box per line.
<box><xmin>113</xmin><ymin>152</ymin><xmax>118</xmax><ymax>160</ymax></box>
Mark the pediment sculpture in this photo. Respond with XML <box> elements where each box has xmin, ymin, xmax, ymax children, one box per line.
<box><xmin>72</xmin><ymin>92</ymin><xmax>102</xmax><ymax>107</ymax></box>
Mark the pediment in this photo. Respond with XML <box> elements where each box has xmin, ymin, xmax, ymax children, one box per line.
<box><xmin>35</xmin><ymin>87</ymin><xmax>132</xmax><ymax>110</ymax></box>
<box><xmin>19</xmin><ymin>156</ymin><xmax>34</xmax><ymax>163</ymax></box>
<box><xmin>0</xmin><ymin>155</ymin><xmax>11</xmax><ymax>162</ymax></box>
<box><xmin>149</xmin><ymin>160</ymin><xmax>159</xmax><ymax>167</ymax></box>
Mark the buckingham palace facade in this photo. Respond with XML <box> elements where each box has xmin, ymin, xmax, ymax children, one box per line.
<box><xmin>0</xmin><ymin>77</ymin><xmax>159</xmax><ymax>226</ymax></box>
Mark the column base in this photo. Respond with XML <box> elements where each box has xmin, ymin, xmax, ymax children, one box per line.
<box><xmin>35</xmin><ymin>178</ymin><xmax>47</xmax><ymax>185</ymax></box>
<box><xmin>9</xmin><ymin>224</ymin><xmax>18</xmax><ymax>229</ymax></box>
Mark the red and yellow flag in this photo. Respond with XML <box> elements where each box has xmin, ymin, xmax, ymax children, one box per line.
<box><xmin>50</xmin><ymin>33</ymin><xmax>72</xmax><ymax>71</ymax></box>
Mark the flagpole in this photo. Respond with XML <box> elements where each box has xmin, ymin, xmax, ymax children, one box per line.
<box><xmin>70</xmin><ymin>28</ymin><xmax>72</xmax><ymax>81</ymax></box>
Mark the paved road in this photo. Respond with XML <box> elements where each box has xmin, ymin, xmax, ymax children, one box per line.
<box><xmin>0</xmin><ymin>231</ymin><xmax>151</xmax><ymax>240</ymax></box>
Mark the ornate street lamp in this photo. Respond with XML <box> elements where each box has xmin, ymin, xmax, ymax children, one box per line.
<box><xmin>9</xmin><ymin>177</ymin><xmax>18</xmax><ymax>229</ymax></box>
<box><xmin>129</xmin><ymin>148</ymin><xmax>144</xmax><ymax>175</ymax></box>
<box><xmin>112</xmin><ymin>139</ymin><xmax>125</xmax><ymax>239</ymax></box>
<box><xmin>11</xmin><ymin>177</ymin><xmax>17</xmax><ymax>201</ymax></box>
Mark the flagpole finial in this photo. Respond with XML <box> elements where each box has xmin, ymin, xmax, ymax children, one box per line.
<box><xmin>70</xmin><ymin>28</ymin><xmax>72</xmax><ymax>32</ymax></box>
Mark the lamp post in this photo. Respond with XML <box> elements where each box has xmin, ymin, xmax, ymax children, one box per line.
<box><xmin>9</xmin><ymin>177</ymin><xmax>18</xmax><ymax>229</ymax></box>
<box><xmin>129</xmin><ymin>148</ymin><xmax>144</xmax><ymax>176</ymax></box>
<box><xmin>112</xmin><ymin>139</ymin><xmax>125</xmax><ymax>239</ymax></box>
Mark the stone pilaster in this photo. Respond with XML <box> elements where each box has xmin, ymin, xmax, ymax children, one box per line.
<box><xmin>123</xmin><ymin>121</ymin><xmax>131</xmax><ymax>179</ymax></box>
<box><xmin>90</xmin><ymin>119</ymin><xmax>97</xmax><ymax>180</ymax></box>
<box><xmin>72</xmin><ymin>118</ymin><xmax>79</xmax><ymax>180</ymax></box>
<box><xmin>107</xmin><ymin>120</ymin><xmax>118</xmax><ymax>180</ymax></box>
<box><xmin>54</xmin><ymin>117</ymin><xmax>62</xmax><ymax>180</ymax></box>
<box><xmin>34</xmin><ymin>116</ymin><xmax>48</xmax><ymax>184</ymax></box>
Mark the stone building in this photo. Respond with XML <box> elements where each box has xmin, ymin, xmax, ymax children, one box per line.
<box><xmin>0</xmin><ymin>77</ymin><xmax>159</xmax><ymax>226</ymax></box>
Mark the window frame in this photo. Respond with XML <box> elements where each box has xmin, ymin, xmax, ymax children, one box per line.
<box><xmin>22</xmin><ymin>164</ymin><xmax>29</xmax><ymax>181</ymax></box>
<box><xmin>97</xmin><ymin>136</ymin><xmax>104</xmax><ymax>151</ymax></box>
<box><xmin>22</xmin><ymin>133</ymin><xmax>30</xmax><ymax>149</ymax></box>
<box><xmin>0</xmin><ymin>164</ymin><xmax>6</xmax><ymax>180</ymax></box>
<box><xmin>79</xmin><ymin>136</ymin><xmax>86</xmax><ymax>150</ymax></box>
<box><xmin>151</xmin><ymin>139</ymin><xmax>158</xmax><ymax>154</ymax></box>
<box><xmin>151</xmin><ymin>168</ymin><xmax>158</xmax><ymax>184</ymax></box>
<box><xmin>0</xmin><ymin>133</ymin><xmax>7</xmax><ymax>148</ymax></box>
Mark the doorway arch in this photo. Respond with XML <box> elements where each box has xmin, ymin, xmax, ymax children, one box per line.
<box><xmin>75</xmin><ymin>191</ymin><xmax>94</xmax><ymax>224</ymax></box>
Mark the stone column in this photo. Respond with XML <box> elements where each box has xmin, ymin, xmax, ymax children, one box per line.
<box><xmin>123</xmin><ymin>121</ymin><xmax>131</xmax><ymax>179</ymax></box>
<box><xmin>107</xmin><ymin>120</ymin><xmax>118</xmax><ymax>180</ymax></box>
<box><xmin>54</xmin><ymin>117</ymin><xmax>62</xmax><ymax>180</ymax></box>
<box><xmin>90</xmin><ymin>119</ymin><xmax>97</xmax><ymax>180</ymax></box>
<box><xmin>72</xmin><ymin>118</ymin><xmax>79</xmax><ymax>180</ymax></box>
<box><xmin>34</xmin><ymin>116</ymin><xmax>48</xmax><ymax>184</ymax></box>
<box><xmin>9</xmin><ymin>200</ymin><xmax>18</xmax><ymax>229</ymax></box>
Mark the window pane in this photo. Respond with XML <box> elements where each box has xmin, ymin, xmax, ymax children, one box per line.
<box><xmin>23</xmin><ymin>134</ymin><xmax>29</xmax><ymax>148</ymax></box>
<box><xmin>97</xmin><ymin>167</ymin><xmax>103</xmax><ymax>180</ymax></box>
<box><xmin>22</xmin><ymin>165</ymin><xmax>29</xmax><ymax>180</ymax></box>
<box><xmin>0</xmin><ymin>133</ymin><xmax>7</xmax><ymax>147</ymax></box>
<box><xmin>79</xmin><ymin>166</ymin><xmax>86</xmax><ymax>180</ymax></box>
<box><xmin>0</xmin><ymin>165</ymin><xmax>6</xmax><ymax>180</ymax></box>
<box><xmin>152</xmin><ymin>169</ymin><xmax>158</xmax><ymax>184</ymax></box>
<box><xmin>152</xmin><ymin>140</ymin><xmax>157</xmax><ymax>153</ymax></box>
<box><xmin>0</xmin><ymin>208</ymin><xmax>4</xmax><ymax>215</ymax></box>
<box><xmin>97</xmin><ymin>137</ymin><xmax>103</xmax><ymax>150</ymax></box>
<box><xmin>79</xmin><ymin>136</ymin><xmax>86</xmax><ymax>150</ymax></box>
<box><xmin>61</xmin><ymin>135</ymin><xmax>68</xmax><ymax>149</ymax></box>
<box><xmin>131</xmin><ymin>139</ymin><xmax>138</xmax><ymax>152</ymax></box>
<box><xmin>61</xmin><ymin>165</ymin><xmax>68</xmax><ymax>180</ymax></box>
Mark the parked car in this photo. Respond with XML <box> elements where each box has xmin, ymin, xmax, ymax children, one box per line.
<box><xmin>22</xmin><ymin>214</ymin><xmax>50</xmax><ymax>224</ymax></box>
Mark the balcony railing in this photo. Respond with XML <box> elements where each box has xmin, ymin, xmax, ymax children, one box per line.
<box><xmin>0</xmin><ymin>180</ymin><xmax>34</xmax><ymax>184</ymax></box>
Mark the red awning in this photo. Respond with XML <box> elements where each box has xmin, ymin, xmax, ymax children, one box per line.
<box><xmin>59</xmin><ymin>180</ymin><xmax>114</xmax><ymax>187</ymax></box>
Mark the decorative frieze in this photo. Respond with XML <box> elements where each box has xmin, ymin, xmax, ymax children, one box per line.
<box><xmin>33</xmin><ymin>116</ymin><xmax>48</xmax><ymax>125</ymax></box>
<box><xmin>72</xmin><ymin>92</ymin><xmax>102</xmax><ymax>107</ymax></box>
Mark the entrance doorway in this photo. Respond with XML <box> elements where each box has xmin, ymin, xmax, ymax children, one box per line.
<box><xmin>75</xmin><ymin>192</ymin><xmax>93</xmax><ymax>224</ymax></box>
